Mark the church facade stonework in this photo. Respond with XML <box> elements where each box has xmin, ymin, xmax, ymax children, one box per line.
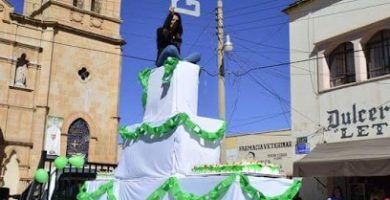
<box><xmin>0</xmin><ymin>0</ymin><xmax>124</xmax><ymax>194</ymax></box>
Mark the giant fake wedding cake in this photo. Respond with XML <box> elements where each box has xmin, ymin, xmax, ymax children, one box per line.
<box><xmin>77</xmin><ymin>58</ymin><xmax>301</xmax><ymax>200</ymax></box>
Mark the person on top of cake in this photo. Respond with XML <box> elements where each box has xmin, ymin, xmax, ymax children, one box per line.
<box><xmin>155</xmin><ymin>6</ymin><xmax>201</xmax><ymax>67</ymax></box>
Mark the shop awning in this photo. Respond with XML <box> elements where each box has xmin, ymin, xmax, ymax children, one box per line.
<box><xmin>293</xmin><ymin>138</ymin><xmax>390</xmax><ymax>177</ymax></box>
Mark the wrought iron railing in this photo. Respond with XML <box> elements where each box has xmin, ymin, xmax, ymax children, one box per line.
<box><xmin>14</xmin><ymin>151</ymin><xmax>117</xmax><ymax>200</ymax></box>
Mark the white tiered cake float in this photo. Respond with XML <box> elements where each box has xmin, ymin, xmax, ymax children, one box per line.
<box><xmin>77</xmin><ymin>58</ymin><xmax>301</xmax><ymax>200</ymax></box>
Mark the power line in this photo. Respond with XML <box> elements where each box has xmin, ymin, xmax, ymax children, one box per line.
<box><xmin>230</xmin><ymin>111</ymin><xmax>290</xmax><ymax>123</ymax></box>
<box><xmin>191</xmin><ymin>40</ymin><xmax>390</xmax><ymax>78</ymax></box>
<box><xmin>226</xmin><ymin>61</ymin><xmax>242</xmax><ymax>127</ymax></box>
<box><xmin>224</xmin><ymin>0</ymin><xmax>283</xmax><ymax>14</ymax></box>
<box><xmin>225</xmin><ymin>14</ymin><xmax>286</xmax><ymax>28</ymax></box>
<box><xmin>234</xmin><ymin>37</ymin><xmax>309</xmax><ymax>53</ymax></box>
<box><xmin>229</xmin><ymin>111</ymin><xmax>290</xmax><ymax>129</ymax></box>
<box><xmin>229</xmin><ymin>52</ymin><xmax>291</xmax><ymax>126</ymax></box>
<box><xmin>225</xmin><ymin>0</ymin><xmax>361</xmax><ymax>27</ymax></box>
<box><xmin>232</xmin><ymin>41</ymin><xmax>294</xmax><ymax>81</ymax></box>
<box><xmin>228</xmin><ymin>53</ymin><xmax>324</xmax><ymax>129</ymax></box>
<box><xmin>229</xmin><ymin>1</ymin><xmax>390</xmax><ymax>33</ymax></box>
<box><xmin>185</xmin><ymin>20</ymin><xmax>214</xmax><ymax>55</ymax></box>
<box><xmin>226</xmin><ymin>40</ymin><xmax>390</xmax><ymax>77</ymax></box>
<box><xmin>224</xmin><ymin>3</ymin><xmax>289</xmax><ymax>19</ymax></box>
<box><xmin>233</xmin><ymin>40</ymin><xmax>320</xmax><ymax>98</ymax></box>
<box><xmin>4</xmin><ymin>7</ymin><xmax>388</xmax><ymax>79</ymax></box>
<box><xmin>233</xmin><ymin>43</ymin><xmax>291</xmax><ymax>80</ymax></box>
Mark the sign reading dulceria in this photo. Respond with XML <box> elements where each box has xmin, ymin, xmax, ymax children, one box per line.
<box><xmin>327</xmin><ymin>104</ymin><xmax>389</xmax><ymax>139</ymax></box>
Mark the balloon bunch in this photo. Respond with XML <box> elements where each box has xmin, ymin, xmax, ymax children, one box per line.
<box><xmin>34</xmin><ymin>155</ymin><xmax>85</xmax><ymax>184</ymax></box>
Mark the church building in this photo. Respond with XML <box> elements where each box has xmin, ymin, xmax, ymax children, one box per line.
<box><xmin>0</xmin><ymin>0</ymin><xmax>124</xmax><ymax>194</ymax></box>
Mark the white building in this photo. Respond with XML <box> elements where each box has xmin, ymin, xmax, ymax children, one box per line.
<box><xmin>284</xmin><ymin>0</ymin><xmax>390</xmax><ymax>199</ymax></box>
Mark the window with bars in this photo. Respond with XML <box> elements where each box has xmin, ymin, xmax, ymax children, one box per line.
<box><xmin>327</xmin><ymin>42</ymin><xmax>356</xmax><ymax>87</ymax></box>
<box><xmin>365</xmin><ymin>30</ymin><xmax>390</xmax><ymax>78</ymax></box>
<box><xmin>91</xmin><ymin>0</ymin><xmax>102</xmax><ymax>13</ymax></box>
<box><xmin>66</xmin><ymin>118</ymin><xmax>90</xmax><ymax>159</ymax></box>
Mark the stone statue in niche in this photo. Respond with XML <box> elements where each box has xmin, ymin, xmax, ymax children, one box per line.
<box><xmin>14</xmin><ymin>53</ymin><xmax>29</xmax><ymax>88</ymax></box>
<box><xmin>73</xmin><ymin>0</ymin><xmax>84</xmax><ymax>9</ymax></box>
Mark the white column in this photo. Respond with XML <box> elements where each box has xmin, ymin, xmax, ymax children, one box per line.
<box><xmin>352</xmin><ymin>39</ymin><xmax>368</xmax><ymax>82</ymax></box>
<box><xmin>318</xmin><ymin>50</ymin><xmax>330</xmax><ymax>90</ymax></box>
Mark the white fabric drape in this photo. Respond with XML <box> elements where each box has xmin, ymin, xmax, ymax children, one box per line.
<box><xmin>87</xmin><ymin>176</ymin><xmax>298</xmax><ymax>200</ymax></box>
<box><xmin>143</xmin><ymin>61</ymin><xmax>199</xmax><ymax>122</ymax></box>
<box><xmin>115</xmin><ymin>123</ymin><xmax>221</xmax><ymax>179</ymax></box>
<box><xmin>116</xmin><ymin>62</ymin><xmax>223</xmax><ymax>179</ymax></box>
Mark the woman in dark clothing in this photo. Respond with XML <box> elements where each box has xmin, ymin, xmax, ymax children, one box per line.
<box><xmin>155</xmin><ymin>7</ymin><xmax>201</xmax><ymax>67</ymax></box>
<box><xmin>328</xmin><ymin>186</ymin><xmax>344</xmax><ymax>200</ymax></box>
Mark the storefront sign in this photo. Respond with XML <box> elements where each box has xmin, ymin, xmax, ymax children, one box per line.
<box><xmin>222</xmin><ymin>132</ymin><xmax>294</xmax><ymax>175</ymax></box>
<box><xmin>238</xmin><ymin>141</ymin><xmax>292</xmax><ymax>168</ymax></box>
<box><xmin>295</xmin><ymin>137</ymin><xmax>310</xmax><ymax>154</ymax></box>
<box><xmin>326</xmin><ymin>104</ymin><xmax>389</xmax><ymax>139</ymax></box>
<box><xmin>296</xmin><ymin>143</ymin><xmax>310</xmax><ymax>154</ymax></box>
<box><xmin>238</xmin><ymin>141</ymin><xmax>292</xmax><ymax>151</ymax></box>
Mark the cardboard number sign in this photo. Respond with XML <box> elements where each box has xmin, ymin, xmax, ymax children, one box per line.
<box><xmin>171</xmin><ymin>0</ymin><xmax>200</xmax><ymax>17</ymax></box>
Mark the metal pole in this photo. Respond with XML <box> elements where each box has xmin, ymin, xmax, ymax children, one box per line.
<box><xmin>217</xmin><ymin>0</ymin><xmax>225</xmax><ymax>120</ymax></box>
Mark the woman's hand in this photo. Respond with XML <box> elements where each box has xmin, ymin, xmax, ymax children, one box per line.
<box><xmin>169</xmin><ymin>6</ymin><xmax>175</xmax><ymax>14</ymax></box>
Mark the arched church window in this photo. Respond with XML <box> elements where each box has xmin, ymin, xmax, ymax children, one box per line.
<box><xmin>66</xmin><ymin>118</ymin><xmax>90</xmax><ymax>159</ymax></box>
<box><xmin>91</xmin><ymin>0</ymin><xmax>102</xmax><ymax>13</ymax></box>
<box><xmin>14</xmin><ymin>53</ymin><xmax>29</xmax><ymax>88</ymax></box>
<box><xmin>365</xmin><ymin>30</ymin><xmax>390</xmax><ymax>78</ymax></box>
<box><xmin>73</xmin><ymin>0</ymin><xmax>84</xmax><ymax>9</ymax></box>
<box><xmin>327</xmin><ymin>42</ymin><xmax>356</xmax><ymax>87</ymax></box>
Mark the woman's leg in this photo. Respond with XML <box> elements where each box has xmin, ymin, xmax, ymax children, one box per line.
<box><xmin>156</xmin><ymin>45</ymin><xmax>180</xmax><ymax>67</ymax></box>
<box><xmin>183</xmin><ymin>52</ymin><xmax>201</xmax><ymax>64</ymax></box>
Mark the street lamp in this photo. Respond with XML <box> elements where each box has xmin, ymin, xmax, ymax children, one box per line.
<box><xmin>224</xmin><ymin>34</ymin><xmax>233</xmax><ymax>52</ymax></box>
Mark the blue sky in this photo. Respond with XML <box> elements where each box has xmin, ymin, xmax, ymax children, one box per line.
<box><xmin>9</xmin><ymin>0</ymin><xmax>294</xmax><ymax>135</ymax></box>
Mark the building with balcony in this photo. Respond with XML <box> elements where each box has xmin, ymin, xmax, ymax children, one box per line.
<box><xmin>284</xmin><ymin>0</ymin><xmax>390</xmax><ymax>199</ymax></box>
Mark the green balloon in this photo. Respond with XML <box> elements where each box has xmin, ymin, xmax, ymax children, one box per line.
<box><xmin>54</xmin><ymin>156</ymin><xmax>68</xmax><ymax>169</ymax></box>
<box><xmin>34</xmin><ymin>169</ymin><xmax>49</xmax><ymax>184</ymax></box>
<box><xmin>69</xmin><ymin>155</ymin><xmax>85</xmax><ymax>168</ymax></box>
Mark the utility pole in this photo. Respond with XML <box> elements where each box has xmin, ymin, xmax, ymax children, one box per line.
<box><xmin>216</xmin><ymin>0</ymin><xmax>225</xmax><ymax>120</ymax></box>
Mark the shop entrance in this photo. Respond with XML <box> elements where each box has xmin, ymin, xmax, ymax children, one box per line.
<box><xmin>331</xmin><ymin>176</ymin><xmax>390</xmax><ymax>200</ymax></box>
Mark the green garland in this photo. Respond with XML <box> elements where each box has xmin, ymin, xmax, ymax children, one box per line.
<box><xmin>147</xmin><ymin>174</ymin><xmax>301</xmax><ymax>200</ymax></box>
<box><xmin>138</xmin><ymin>57</ymin><xmax>180</xmax><ymax>108</ymax></box>
<box><xmin>138</xmin><ymin>68</ymin><xmax>152</xmax><ymax>108</ymax></box>
<box><xmin>162</xmin><ymin>57</ymin><xmax>179</xmax><ymax>84</ymax></box>
<box><xmin>119</xmin><ymin>113</ymin><xmax>226</xmax><ymax>142</ymax></box>
<box><xmin>77</xmin><ymin>180</ymin><xmax>116</xmax><ymax>200</ymax></box>
<box><xmin>193</xmin><ymin>163</ymin><xmax>280</xmax><ymax>174</ymax></box>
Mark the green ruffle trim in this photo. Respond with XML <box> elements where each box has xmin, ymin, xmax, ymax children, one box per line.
<box><xmin>162</xmin><ymin>57</ymin><xmax>179</xmax><ymax>84</ymax></box>
<box><xmin>147</xmin><ymin>173</ymin><xmax>301</xmax><ymax>200</ymax></box>
<box><xmin>193</xmin><ymin>163</ymin><xmax>280</xmax><ymax>174</ymax></box>
<box><xmin>138</xmin><ymin>57</ymin><xmax>179</xmax><ymax>108</ymax></box>
<box><xmin>138</xmin><ymin>68</ymin><xmax>152</xmax><ymax>108</ymax></box>
<box><xmin>77</xmin><ymin>180</ymin><xmax>116</xmax><ymax>200</ymax></box>
<box><xmin>119</xmin><ymin>113</ymin><xmax>226</xmax><ymax>142</ymax></box>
